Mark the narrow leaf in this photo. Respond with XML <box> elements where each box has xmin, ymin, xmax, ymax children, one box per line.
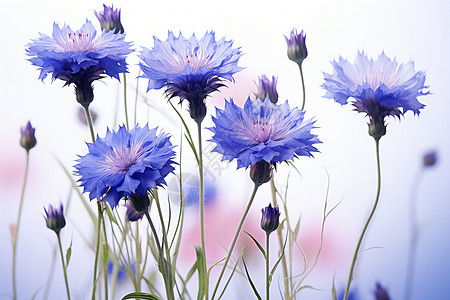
<box><xmin>192</xmin><ymin>244</ymin><xmax>206</xmax><ymax>300</ymax></box>
<box><xmin>244</xmin><ymin>231</ymin><xmax>266</xmax><ymax>258</ymax></box>
<box><xmin>65</xmin><ymin>241</ymin><xmax>72</xmax><ymax>267</ymax></box>
<box><xmin>122</xmin><ymin>292</ymin><xmax>161</xmax><ymax>300</ymax></box>
<box><xmin>242</xmin><ymin>258</ymin><xmax>262</xmax><ymax>300</ymax></box>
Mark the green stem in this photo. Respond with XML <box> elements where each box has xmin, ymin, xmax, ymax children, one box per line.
<box><xmin>83</xmin><ymin>105</ymin><xmax>96</xmax><ymax>143</ymax></box>
<box><xmin>101</xmin><ymin>213</ymin><xmax>109</xmax><ymax>300</ymax></box>
<box><xmin>57</xmin><ymin>233</ymin><xmax>71</xmax><ymax>300</ymax></box>
<box><xmin>12</xmin><ymin>150</ymin><xmax>30</xmax><ymax>300</ymax></box>
<box><xmin>153</xmin><ymin>190</ymin><xmax>173</xmax><ymax>270</ymax></box>
<box><xmin>403</xmin><ymin>169</ymin><xmax>423</xmax><ymax>300</ymax></box>
<box><xmin>265</xmin><ymin>232</ymin><xmax>270</xmax><ymax>300</ymax></box>
<box><xmin>270</xmin><ymin>177</ymin><xmax>290</xmax><ymax>299</ymax></box>
<box><xmin>134</xmin><ymin>70</ymin><xmax>141</xmax><ymax>127</ymax></box>
<box><xmin>298</xmin><ymin>64</ymin><xmax>306</xmax><ymax>111</ymax></box>
<box><xmin>212</xmin><ymin>183</ymin><xmax>260</xmax><ymax>299</ymax></box>
<box><xmin>343</xmin><ymin>138</ymin><xmax>382</xmax><ymax>300</ymax></box>
<box><xmin>122</xmin><ymin>73</ymin><xmax>129</xmax><ymax>130</ymax></box>
<box><xmin>197</xmin><ymin>121</ymin><xmax>208</xmax><ymax>299</ymax></box>
<box><xmin>92</xmin><ymin>203</ymin><xmax>102</xmax><ymax>300</ymax></box>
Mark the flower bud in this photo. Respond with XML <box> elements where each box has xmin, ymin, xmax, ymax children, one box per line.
<box><xmin>250</xmin><ymin>160</ymin><xmax>273</xmax><ymax>186</ymax></box>
<box><xmin>128</xmin><ymin>192</ymin><xmax>151</xmax><ymax>214</ymax></box>
<box><xmin>95</xmin><ymin>4</ymin><xmax>125</xmax><ymax>34</ymax></box>
<box><xmin>44</xmin><ymin>204</ymin><xmax>66</xmax><ymax>235</ymax></box>
<box><xmin>423</xmin><ymin>151</ymin><xmax>437</xmax><ymax>167</ymax></box>
<box><xmin>260</xmin><ymin>203</ymin><xmax>280</xmax><ymax>235</ymax></box>
<box><xmin>374</xmin><ymin>282</ymin><xmax>391</xmax><ymax>300</ymax></box>
<box><xmin>20</xmin><ymin>121</ymin><xmax>36</xmax><ymax>151</ymax></box>
<box><xmin>368</xmin><ymin>116</ymin><xmax>386</xmax><ymax>141</ymax></box>
<box><xmin>125</xmin><ymin>200</ymin><xmax>144</xmax><ymax>222</ymax></box>
<box><xmin>285</xmin><ymin>29</ymin><xmax>308</xmax><ymax>65</ymax></box>
<box><xmin>255</xmin><ymin>75</ymin><xmax>279</xmax><ymax>104</ymax></box>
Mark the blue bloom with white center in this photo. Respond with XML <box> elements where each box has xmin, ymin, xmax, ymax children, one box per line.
<box><xmin>322</xmin><ymin>52</ymin><xmax>428</xmax><ymax>139</ymax></box>
<box><xmin>209</xmin><ymin>97</ymin><xmax>320</xmax><ymax>169</ymax></box>
<box><xmin>74</xmin><ymin>125</ymin><xmax>176</xmax><ymax>209</ymax></box>
<box><xmin>139</xmin><ymin>31</ymin><xmax>243</xmax><ymax>123</ymax></box>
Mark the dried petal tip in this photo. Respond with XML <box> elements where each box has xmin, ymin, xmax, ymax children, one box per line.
<box><xmin>260</xmin><ymin>203</ymin><xmax>280</xmax><ymax>235</ymax></box>
<box><xmin>423</xmin><ymin>151</ymin><xmax>437</xmax><ymax>167</ymax></box>
<box><xmin>250</xmin><ymin>160</ymin><xmax>273</xmax><ymax>186</ymax></box>
<box><xmin>374</xmin><ymin>282</ymin><xmax>391</xmax><ymax>300</ymax></box>
<box><xmin>285</xmin><ymin>29</ymin><xmax>308</xmax><ymax>65</ymax></box>
<box><xmin>95</xmin><ymin>4</ymin><xmax>124</xmax><ymax>34</ymax></box>
<box><xmin>20</xmin><ymin>121</ymin><xmax>36</xmax><ymax>151</ymax></box>
<box><xmin>255</xmin><ymin>75</ymin><xmax>278</xmax><ymax>104</ymax></box>
<box><xmin>44</xmin><ymin>204</ymin><xmax>66</xmax><ymax>234</ymax></box>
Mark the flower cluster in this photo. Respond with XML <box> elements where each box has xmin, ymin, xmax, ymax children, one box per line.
<box><xmin>322</xmin><ymin>52</ymin><xmax>428</xmax><ymax>139</ymax></box>
<box><xmin>209</xmin><ymin>97</ymin><xmax>320</xmax><ymax>169</ymax></box>
<box><xmin>74</xmin><ymin>125</ymin><xmax>176</xmax><ymax>209</ymax></box>
<box><xmin>139</xmin><ymin>31</ymin><xmax>243</xmax><ymax>123</ymax></box>
<box><xmin>26</xmin><ymin>20</ymin><xmax>132</xmax><ymax>106</ymax></box>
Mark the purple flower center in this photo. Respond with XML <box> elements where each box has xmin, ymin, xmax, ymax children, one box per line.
<box><xmin>102</xmin><ymin>142</ymin><xmax>145</xmax><ymax>174</ymax></box>
<box><xmin>57</xmin><ymin>31</ymin><xmax>96</xmax><ymax>52</ymax></box>
<box><xmin>169</xmin><ymin>49</ymin><xmax>213</xmax><ymax>72</ymax></box>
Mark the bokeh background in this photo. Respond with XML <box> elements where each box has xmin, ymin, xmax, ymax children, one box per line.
<box><xmin>1</xmin><ymin>0</ymin><xmax>449</xmax><ymax>299</ymax></box>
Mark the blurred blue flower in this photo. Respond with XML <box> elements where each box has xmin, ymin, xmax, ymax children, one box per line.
<box><xmin>95</xmin><ymin>4</ymin><xmax>124</xmax><ymax>34</ymax></box>
<box><xmin>209</xmin><ymin>97</ymin><xmax>320</xmax><ymax>169</ymax></box>
<box><xmin>260</xmin><ymin>203</ymin><xmax>280</xmax><ymax>234</ymax></box>
<box><xmin>27</xmin><ymin>20</ymin><xmax>132</xmax><ymax>106</ymax></box>
<box><xmin>374</xmin><ymin>282</ymin><xmax>391</xmax><ymax>300</ymax></box>
<box><xmin>322</xmin><ymin>52</ymin><xmax>428</xmax><ymax>139</ymax></box>
<box><xmin>74</xmin><ymin>125</ymin><xmax>176</xmax><ymax>209</ymax></box>
<box><xmin>44</xmin><ymin>203</ymin><xmax>66</xmax><ymax>235</ymax></box>
<box><xmin>255</xmin><ymin>75</ymin><xmax>279</xmax><ymax>104</ymax></box>
<box><xmin>139</xmin><ymin>31</ymin><xmax>243</xmax><ymax>123</ymax></box>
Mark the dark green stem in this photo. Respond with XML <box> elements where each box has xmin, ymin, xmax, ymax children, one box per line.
<box><xmin>122</xmin><ymin>73</ymin><xmax>129</xmax><ymax>130</ymax></box>
<box><xmin>298</xmin><ymin>64</ymin><xmax>306</xmax><ymax>111</ymax></box>
<box><xmin>212</xmin><ymin>183</ymin><xmax>260</xmax><ymax>299</ymax></box>
<box><xmin>83</xmin><ymin>105</ymin><xmax>96</xmax><ymax>143</ymax></box>
<box><xmin>57</xmin><ymin>233</ymin><xmax>71</xmax><ymax>300</ymax></box>
<box><xmin>343</xmin><ymin>138</ymin><xmax>381</xmax><ymax>300</ymax></box>
<box><xmin>12</xmin><ymin>150</ymin><xmax>30</xmax><ymax>300</ymax></box>
<box><xmin>265</xmin><ymin>232</ymin><xmax>270</xmax><ymax>300</ymax></box>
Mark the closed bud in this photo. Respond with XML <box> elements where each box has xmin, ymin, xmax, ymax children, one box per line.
<box><xmin>423</xmin><ymin>151</ymin><xmax>437</xmax><ymax>167</ymax></box>
<box><xmin>250</xmin><ymin>160</ymin><xmax>273</xmax><ymax>186</ymax></box>
<box><xmin>44</xmin><ymin>204</ymin><xmax>66</xmax><ymax>235</ymax></box>
<box><xmin>260</xmin><ymin>203</ymin><xmax>280</xmax><ymax>235</ymax></box>
<box><xmin>20</xmin><ymin>121</ymin><xmax>36</xmax><ymax>151</ymax></box>
<box><xmin>255</xmin><ymin>75</ymin><xmax>279</xmax><ymax>104</ymax></box>
<box><xmin>95</xmin><ymin>5</ymin><xmax>125</xmax><ymax>34</ymax></box>
<box><xmin>285</xmin><ymin>29</ymin><xmax>308</xmax><ymax>65</ymax></box>
<box><xmin>125</xmin><ymin>200</ymin><xmax>145</xmax><ymax>222</ymax></box>
<box><xmin>128</xmin><ymin>192</ymin><xmax>151</xmax><ymax>214</ymax></box>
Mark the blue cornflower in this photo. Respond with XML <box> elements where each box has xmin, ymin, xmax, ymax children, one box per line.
<box><xmin>139</xmin><ymin>31</ymin><xmax>243</xmax><ymax>123</ymax></box>
<box><xmin>209</xmin><ymin>97</ymin><xmax>320</xmax><ymax>169</ymax></box>
<box><xmin>26</xmin><ymin>20</ymin><xmax>132</xmax><ymax>107</ymax></box>
<box><xmin>322</xmin><ymin>52</ymin><xmax>428</xmax><ymax>139</ymax></box>
<box><xmin>255</xmin><ymin>75</ymin><xmax>279</xmax><ymax>104</ymax></box>
<box><xmin>95</xmin><ymin>4</ymin><xmax>124</xmax><ymax>34</ymax></box>
<box><xmin>44</xmin><ymin>203</ymin><xmax>66</xmax><ymax>235</ymax></box>
<box><xmin>74</xmin><ymin>125</ymin><xmax>176</xmax><ymax>209</ymax></box>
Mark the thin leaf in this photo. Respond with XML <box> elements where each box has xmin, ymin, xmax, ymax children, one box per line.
<box><xmin>105</xmin><ymin>204</ymin><xmax>118</xmax><ymax>225</ymax></box>
<box><xmin>217</xmin><ymin>252</ymin><xmax>242</xmax><ymax>300</ymax></box>
<box><xmin>121</xmin><ymin>292</ymin><xmax>161</xmax><ymax>300</ymax></box>
<box><xmin>331</xmin><ymin>275</ymin><xmax>337</xmax><ymax>300</ymax></box>
<box><xmin>102</xmin><ymin>243</ymin><xmax>109</xmax><ymax>268</ymax></box>
<box><xmin>269</xmin><ymin>232</ymin><xmax>288</xmax><ymax>283</ymax></box>
<box><xmin>244</xmin><ymin>231</ymin><xmax>266</xmax><ymax>258</ymax></box>
<box><xmin>66</xmin><ymin>240</ymin><xmax>72</xmax><ymax>267</ymax></box>
<box><xmin>242</xmin><ymin>258</ymin><xmax>262</xmax><ymax>300</ymax></box>
<box><xmin>192</xmin><ymin>244</ymin><xmax>206</xmax><ymax>300</ymax></box>
<box><xmin>185</xmin><ymin>134</ymin><xmax>200</xmax><ymax>165</ymax></box>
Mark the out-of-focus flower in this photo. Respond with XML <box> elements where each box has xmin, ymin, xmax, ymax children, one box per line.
<box><xmin>78</xmin><ymin>106</ymin><xmax>98</xmax><ymax>125</ymax></box>
<box><xmin>74</xmin><ymin>125</ymin><xmax>176</xmax><ymax>209</ymax></box>
<box><xmin>423</xmin><ymin>150</ymin><xmax>437</xmax><ymax>167</ymax></box>
<box><xmin>95</xmin><ymin>4</ymin><xmax>124</xmax><ymax>34</ymax></box>
<box><xmin>322</xmin><ymin>52</ymin><xmax>428</xmax><ymax>139</ymax></box>
<box><xmin>209</xmin><ymin>97</ymin><xmax>320</xmax><ymax>170</ymax></box>
<box><xmin>255</xmin><ymin>75</ymin><xmax>278</xmax><ymax>104</ymax></box>
<box><xmin>337</xmin><ymin>288</ymin><xmax>358</xmax><ymax>300</ymax></box>
<box><xmin>125</xmin><ymin>200</ymin><xmax>144</xmax><ymax>222</ymax></box>
<box><xmin>374</xmin><ymin>282</ymin><xmax>390</xmax><ymax>300</ymax></box>
<box><xmin>20</xmin><ymin>121</ymin><xmax>36</xmax><ymax>151</ymax></box>
<box><xmin>260</xmin><ymin>203</ymin><xmax>280</xmax><ymax>235</ymax></box>
<box><xmin>44</xmin><ymin>203</ymin><xmax>66</xmax><ymax>234</ymax></box>
<box><xmin>286</xmin><ymin>29</ymin><xmax>308</xmax><ymax>65</ymax></box>
<box><xmin>26</xmin><ymin>20</ymin><xmax>132</xmax><ymax>107</ymax></box>
<box><xmin>139</xmin><ymin>31</ymin><xmax>243</xmax><ymax>123</ymax></box>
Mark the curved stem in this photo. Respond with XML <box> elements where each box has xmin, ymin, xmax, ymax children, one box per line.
<box><xmin>57</xmin><ymin>233</ymin><xmax>71</xmax><ymax>300</ymax></box>
<box><xmin>12</xmin><ymin>150</ymin><xmax>30</xmax><ymax>300</ymax></box>
<box><xmin>403</xmin><ymin>168</ymin><xmax>423</xmax><ymax>300</ymax></box>
<box><xmin>270</xmin><ymin>177</ymin><xmax>290</xmax><ymax>299</ymax></box>
<box><xmin>343</xmin><ymin>138</ymin><xmax>381</xmax><ymax>300</ymax></box>
<box><xmin>298</xmin><ymin>64</ymin><xmax>306</xmax><ymax>111</ymax></box>
<box><xmin>265</xmin><ymin>232</ymin><xmax>270</xmax><ymax>300</ymax></box>
<box><xmin>197</xmin><ymin>121</ymin><xmax>208</xmax><ymax>299</ymax></box>
<box><xmin>212</xmin><ymin>183</ymin><xmax>259</xmax><ymax>299</ymax></box>
<box><xmin>122</xmin><ymin>73</ymin><xmax>129</xmax><ymax>130</ymax></box>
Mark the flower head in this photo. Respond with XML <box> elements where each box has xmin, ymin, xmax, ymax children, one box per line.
<box><xmin>139</xmin><ymin>31</ymin><xmax>243</xmax><ymax>123</ymax></box>
<box><xmin>20</xmin><ymin>121</ymin><xmax>36</xmax><ymax>151</ymax></box>
<box><xmin>322</xmin><ymin>52</ymin><xmax>428</xmax><ymax>139</ymax></box>
<box><xmin>27</xmin><ymin>20</ymin><xmax>132</xmax><ymax>106</ymax></box>
<box><xmin>74</xmin><ymin>125</ymin><xmax>176</xmax><ymax>209</ymax></box>
<box><xmin>209</xmin><ymin>97</ymin><xmax>320</xmax><ymax>169</ymax></box>
<box><xmin>260</xmin><ymin>203</ymin><xmax>280</xmax><ymax>234</ymax></box>
<box><xmin>95</xmin><ymin>4</ymin><xmax>124</xmax><ymax>34</ymax></box>
<box><xmin>44</xmin><ymin>203</ymin><xmax>66</xmax><ymax>234</ymax></box>
<box><xmin>286</xmin><ymin>29</ymin><xmax>308</xmax><ymax>65</ymax></box>
<box><xmin>255</xmin><ymin>75</ymin><xmax>278</xmax><ymax>104</ymax></box>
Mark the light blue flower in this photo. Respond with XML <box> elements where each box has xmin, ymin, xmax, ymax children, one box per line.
<box><xmin>322</xmin><ymin>52</ymin><xmax>428</xmax><ymax>139</ymax></box>
<box><xmin>27</xmin><ymin>20</ymin><xmax>132</xmax><ymax>82</ymax></box>
<box><xmin>209</xmin><ymin>97</ymin><xmax>320</xmax><ymax>169</ymax></box>
<box><xmin>139</xmin><ymin>31</ymin><xmax>243</xmax><ymax>123</ymax></box>
<box><xmin>74</xmin><ymin>125</ymin><xmax>176</xmax><ymax>209</ymax></box>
